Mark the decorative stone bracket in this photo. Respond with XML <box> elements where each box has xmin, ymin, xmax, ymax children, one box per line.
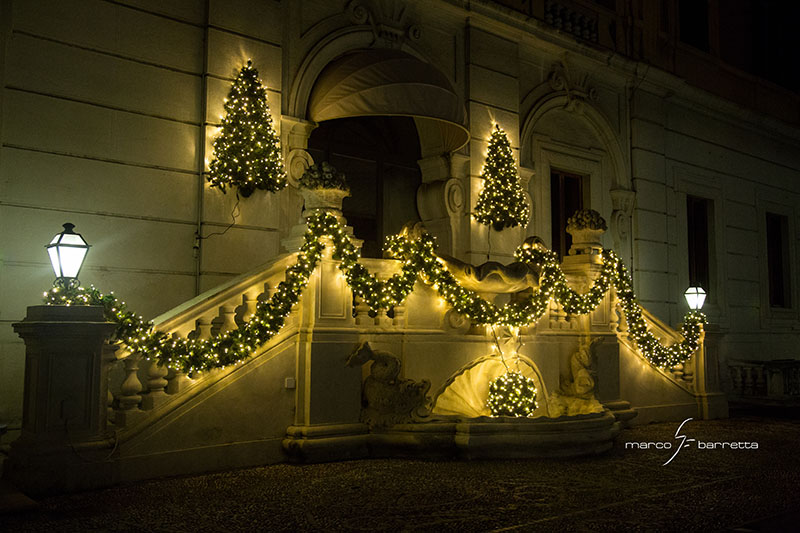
<box><xmin>610</xmin><ymin>187</ymin><xmax>635</xmax><ymax>250</ymax></box>
<box><xmin>346</xmin><ymin>0</ymin><xmax>422</xmax><ymax>49</ymax></box>
<box><xmin>548</xmin><ymin>60</ymin><xmax>598</xmax><ymax>114</ymax></box>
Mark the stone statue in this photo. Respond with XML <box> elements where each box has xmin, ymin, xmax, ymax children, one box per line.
<box><xmin>548</xmin><ymin>337</ymin><xmax>604</xmax><ymax>416</ymax></box>
<box><xmin>346</xmin><ymin>342</ymin><xmax>431</xmax><ymax>429</ymax></box>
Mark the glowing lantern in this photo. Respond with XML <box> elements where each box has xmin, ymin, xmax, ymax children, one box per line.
<box><xmin>684</xmin><ymin>286</ymin><xmax>706</xmax><ymax>310</ymax></box>
<box><xmin>46</xmin><ymin>223</ymin><xmax>90</xmax><ymax>288</ymax></box>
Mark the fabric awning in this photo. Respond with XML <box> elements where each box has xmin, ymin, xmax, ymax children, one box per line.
<box><xmin>309</xmin><ymin>49</ymin><xmax>469</xmax><ymax>153</ymax></box>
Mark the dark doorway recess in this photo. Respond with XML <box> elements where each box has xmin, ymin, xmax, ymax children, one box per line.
<box><xmin>687</xmin><ymin>195</ymin><xmax>711</xmax><ymax>291</ymax></box>
<box><xmin>766</xmin><ymin>212</ymin><xmax>791</xmax><ymax>308</ymax></box>
<box><xmin>308</xmin><ymin>116</ymin><xmax>422</xmax><ymax>258</ymax></box>
<box><xmin>551</xmin><ymin>169</ymin><xmax>586</xmax><ymax>259</ymax></box>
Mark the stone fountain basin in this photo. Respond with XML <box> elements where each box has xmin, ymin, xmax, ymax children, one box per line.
<box><xmin>369</xmin><ymin>411</ymin><xmax>621</xmax><ymax>459</ymax></box>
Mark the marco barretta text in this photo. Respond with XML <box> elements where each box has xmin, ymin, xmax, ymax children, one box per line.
<box><xmin>625</xmin><ymin>441</ymin><xmax>759</xmax><ymax>450</ymax></box>
<box><xmin>624</xmin><ymin>418</ymin><xmax>760</xmax><ymax>465</ymax></box>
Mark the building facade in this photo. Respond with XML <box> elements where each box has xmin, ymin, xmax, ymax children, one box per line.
<box><xmin>1</xmin><ymin>0</ymin><xmax>799</xmax><ymax>440</ymax></box>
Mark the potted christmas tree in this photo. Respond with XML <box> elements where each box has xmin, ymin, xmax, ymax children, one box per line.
<box><xmin>207</xmin><ymin>60</ymin><xmax>286</xmax><ymax>197</ymax></box>
<box><xmin>474</xmin><ymin>124</ymin><xmax>529</xmax><ymax>231</ymax></box>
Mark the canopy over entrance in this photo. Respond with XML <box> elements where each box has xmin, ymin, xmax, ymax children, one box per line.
<box><xmin>309</xmin><ymin>49</ymin><xmax>469</xmax><ymax>153</ymax></box>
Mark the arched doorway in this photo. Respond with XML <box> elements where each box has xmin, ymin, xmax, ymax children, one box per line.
<box><xmin>307</xmin><ymin>116</ymin><xmax>422</xmax><ymax>258</ymax></box>
<box><xmin>298</xmin><ymin>48</ymin><xmax>470</xmax><ymax>257</ymax></box>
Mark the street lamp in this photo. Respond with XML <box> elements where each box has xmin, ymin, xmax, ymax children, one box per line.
<box><xmin>46</xmin><ymin>223</ymin><xmax>90</xmax><ymax>289</ymax></box>
<box><xmin>684</xmin><ymin>286</ymin><xmax>706</xmax><ymax>310</ymax></box>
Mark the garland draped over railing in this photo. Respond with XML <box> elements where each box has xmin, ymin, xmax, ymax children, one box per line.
<box><xmin>44</xmin><ymin>212</ymin><xmax>705</xmax><ymax>374</ymax></box>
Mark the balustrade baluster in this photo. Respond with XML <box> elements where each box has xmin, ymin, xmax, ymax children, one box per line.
<box><xmin>730</xmin><ymin>366</ymin><xmax>742</xmax><ymax>395</ymax></box>
<box><xmin>671</xmin><ymin>362</ymin><xmax>684</xmax><ymax>381</ymax></box>
<box><xmin>142</xmin><ymin>352</ymin><xmax>169</xmax><ymax>410</ymax></box>
<box><xmin>355</xmin><ymin>296</ymin><xmax>373</xmax><ymax>326</ymax></box>
<box><xmin>119</xmin><ymin>352</ymin><xmax>143</xmax><ymax>410</ymax></box>
<box><xmin>743</xmin><ymin>366</ymin><xmax>754</xmax><ymax>396</ymax></box>
<box><xmin>392</xmin><ymin>304</ymin><xmax>406</xmax><ymax>327</ymax></box>
<box><xmin>755</xmin><ymin>366</ymin><xmax>766</xmax><ymax>395</ymax></box>
<box><xmin>681</xmin><ymin>356</ymin><xmax>694</xmax><ymax>384</ymax></box>
<box><xmin>242</xmin><ymin>291</ymin><xmax>259</xmax><ymax>323</ymax></box>
<box><xmin>219</xmin><ymin>305</ymin><xmax>237</xmax><ymax>334</ymax></box>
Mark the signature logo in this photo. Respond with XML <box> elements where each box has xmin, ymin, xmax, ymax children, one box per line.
<box><xmin>624</xmin><ymin>417</ymin><xmax>759</xmax><ymax>465</ymax></box>
<box><xmin>663</xmin><ymin>417</ymin><xmax>695</xmax><ymax>466</ymax></box>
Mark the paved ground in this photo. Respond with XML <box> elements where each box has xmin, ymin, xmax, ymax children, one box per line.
<box><xmin>3</xmin><ymin>415</ymin><xmax>799</xmax><ymax>532</ymax></box>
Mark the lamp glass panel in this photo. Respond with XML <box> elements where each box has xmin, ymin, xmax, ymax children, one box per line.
<box><xmin>47</xmin><ymin>247</ymin><xmax>62</xmax><ymax>277</ymax></box>
<box><xmin>58</xmin><ymin>246</ymin><xmax>88</xmax><ymax>278</ymax></box>
<box><xmin>59</xmin><ymin>233</ymin><xmax>86</xmax><ymax>246</ymax></box>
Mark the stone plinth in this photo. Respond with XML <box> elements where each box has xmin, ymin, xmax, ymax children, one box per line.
<box><xmin>5</xmin><ymin>305</ymin><xmax>117</xmax><ymax>494</ymax></box>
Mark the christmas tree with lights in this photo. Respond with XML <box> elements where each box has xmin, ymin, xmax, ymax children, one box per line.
<box><xmin>474</xmin><ymin>124</ymin><xmax>529</xmax><ymax>231</ymax></box>
<box><xmin>208</xmin><ymin>60</ymin><xmax>286</xmax><ymax>197</ymax></box>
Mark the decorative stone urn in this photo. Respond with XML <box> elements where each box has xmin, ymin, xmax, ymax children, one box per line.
<box><xmin>298</xmin><ymin>161</ymin><xmax>351</xmax><ymax>219</ymax></box>
<box><xmin>300</xmin><ymin>187</ymin><xmax>350</xmax><ymax>218</ymax></box>
<box><xmin>566</xmin><ymin>209</ymin><xmax>607</xmax><ymax>256</ymax></box>
<box><xmin>567</xmin><ymin>228</ymin><xmax>605</xmax><ymax>255</ymax></box>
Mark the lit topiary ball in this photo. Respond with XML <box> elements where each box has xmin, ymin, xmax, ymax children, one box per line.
<box><xmin>487</xmin><ymin>371</ymin><xmax>538</xmax><ymax>417</ymax></box>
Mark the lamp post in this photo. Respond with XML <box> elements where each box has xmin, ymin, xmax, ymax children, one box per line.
<box><xmin>684</xmin><ymin>286</ymin><xmax>706</xmax><ymax>310</ymax></box>
<box><xmin>9</xmin><ymin>223</ymin><xmax>116</xmax><ymax>493</ymax></box>
<box><xmin>46</xmin><ymin>222</ymin><xmax>90</xmax><ymax>289</ymax></box>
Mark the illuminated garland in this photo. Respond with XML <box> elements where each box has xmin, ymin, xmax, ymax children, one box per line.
<box><xmin>474</xmin><ymin>124</ymin><xmax>529</xmax><ymax>230</ymax></box>
<box><xmin>487</xmin><ymin>372</ymin><xmax>538</xmax><ymax>417</ymax></box>
<box><xmin>44</xmin><ymin>213</ymin><xmax>704</xmax><ymax>374</ymax></box>
<box><xmin>207</xmin><ymin>60</ymin><xmax>286</xmax><ymax>197</ymax></box>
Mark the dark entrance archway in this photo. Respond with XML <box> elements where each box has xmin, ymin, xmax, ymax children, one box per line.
<box><xmin>307</xmin><ymin>116</ymin><xmax>422</xmax><ymax>258</ymax></box>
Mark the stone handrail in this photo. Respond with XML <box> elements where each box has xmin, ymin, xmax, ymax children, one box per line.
<box><xmin>613</xmin><ymin>298</ymin><xmax>697</xmax><ymax>387</ymax></box>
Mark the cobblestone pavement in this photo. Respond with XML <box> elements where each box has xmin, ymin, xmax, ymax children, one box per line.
<box><xmin>3</xmin><ymin>415</ymin><xmax>799</xmax><ymax>532</ymax></box>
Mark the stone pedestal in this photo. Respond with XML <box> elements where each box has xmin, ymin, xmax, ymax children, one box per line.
<box><xmin>5</xmin><ymin>305</ymin><xmax>117</xmax><ymax>493</ymax></box>
<box><xmin>693</xmin><ymin>328</ymin><xmax>729</xmax><ymax>419</ymax></box>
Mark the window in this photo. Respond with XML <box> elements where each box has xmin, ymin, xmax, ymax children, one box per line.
<box><xmin>678</xmin><ymin>0</ymin><xmax>709</xmax><ymax>51</ymax></box>
<box><xmin>766</xmin><ymin>212</ymin><xmax>791</xmax><ymax>308</ymax></box>
<box><xmin>686</xmin><ymin>195</ymin><xmax>711</xmax><ymax>291</ymax></box>
<box><xmin>550</xmin><ymin>169</ymin><xmax>586</xmax><ymax>259</ymax></box>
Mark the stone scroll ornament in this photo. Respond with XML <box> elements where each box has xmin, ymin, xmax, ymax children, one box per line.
<box><xmin>346</xmin><ymin>342</ymin><xmax>430</xmax><ymax>429</ymax></box>
<box><xmin>44</xmin><ymin>211</ymin><xmax>705</xmax><ymax>375</ymax></box>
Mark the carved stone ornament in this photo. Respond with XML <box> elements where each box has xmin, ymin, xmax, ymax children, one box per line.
<box><xmin>444</xmin><ymin>309</ymin><xmax>469</xmax><ymax>333</ymax></box>
<box><xmin>610</xmin><ymin>187</ymin><xmax>635</xmax><ymax>248</ymax></box>
<box><xmin>286</xmin><ymin>149</ymin><xmax>315</xmax><ymax>188</ymax></box>
<box><xmin>548</xmin><ymin>337</ymin><xmax>604</xmax><ymax>416</ymax></box>
<box><xmin>346</xmin><ymin>342</ymin><xmax>431</xmax><ymax>429</ymax></box>
<box><xmin>548</xmin><ymin>60</ymin><xmax>598</xmax><ymax>114</ymax></box>
<box><xmin>444</xmin><ymin>178</ymin><xmax>465</xmax><ymax>215</ymax></box>
<box><xmin>437</xmin><ymin>255</ymin><xmax>540</xmax><ymax>294</ymax></box>
<box><xmin>346</xmin><ymin>0</ymin><xmax>422</xmax><ymax>48</ymax></box>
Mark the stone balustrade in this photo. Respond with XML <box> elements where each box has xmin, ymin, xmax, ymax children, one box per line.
<box><xmin>729</xmin><ymin>360</ymin><xmax>800</xmax><ymax>398</ymax></box>
<box><xmin>108</xmin><ymin>252</ymin><xmax>304</xmax><ymax>425</ymax></box>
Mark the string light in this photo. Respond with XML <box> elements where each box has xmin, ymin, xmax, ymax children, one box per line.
<box><xmin>207</xmin><ymin>60</ymin><xmax>286</xmax><ymax>197</ymax></box>
<box><xmin>44</xmin><ymin>212</ymin><xmax>705</xmax><ymax>375</ymax></box>
<box><xmin>474</xmin><ymin>124</ymin><xmax>529</xmax><ymax>231</ymax></box>
<box><xmin>487</xmin><ymin>371</ymin><xmax>538</xmax><ymax>417</ymax></box>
